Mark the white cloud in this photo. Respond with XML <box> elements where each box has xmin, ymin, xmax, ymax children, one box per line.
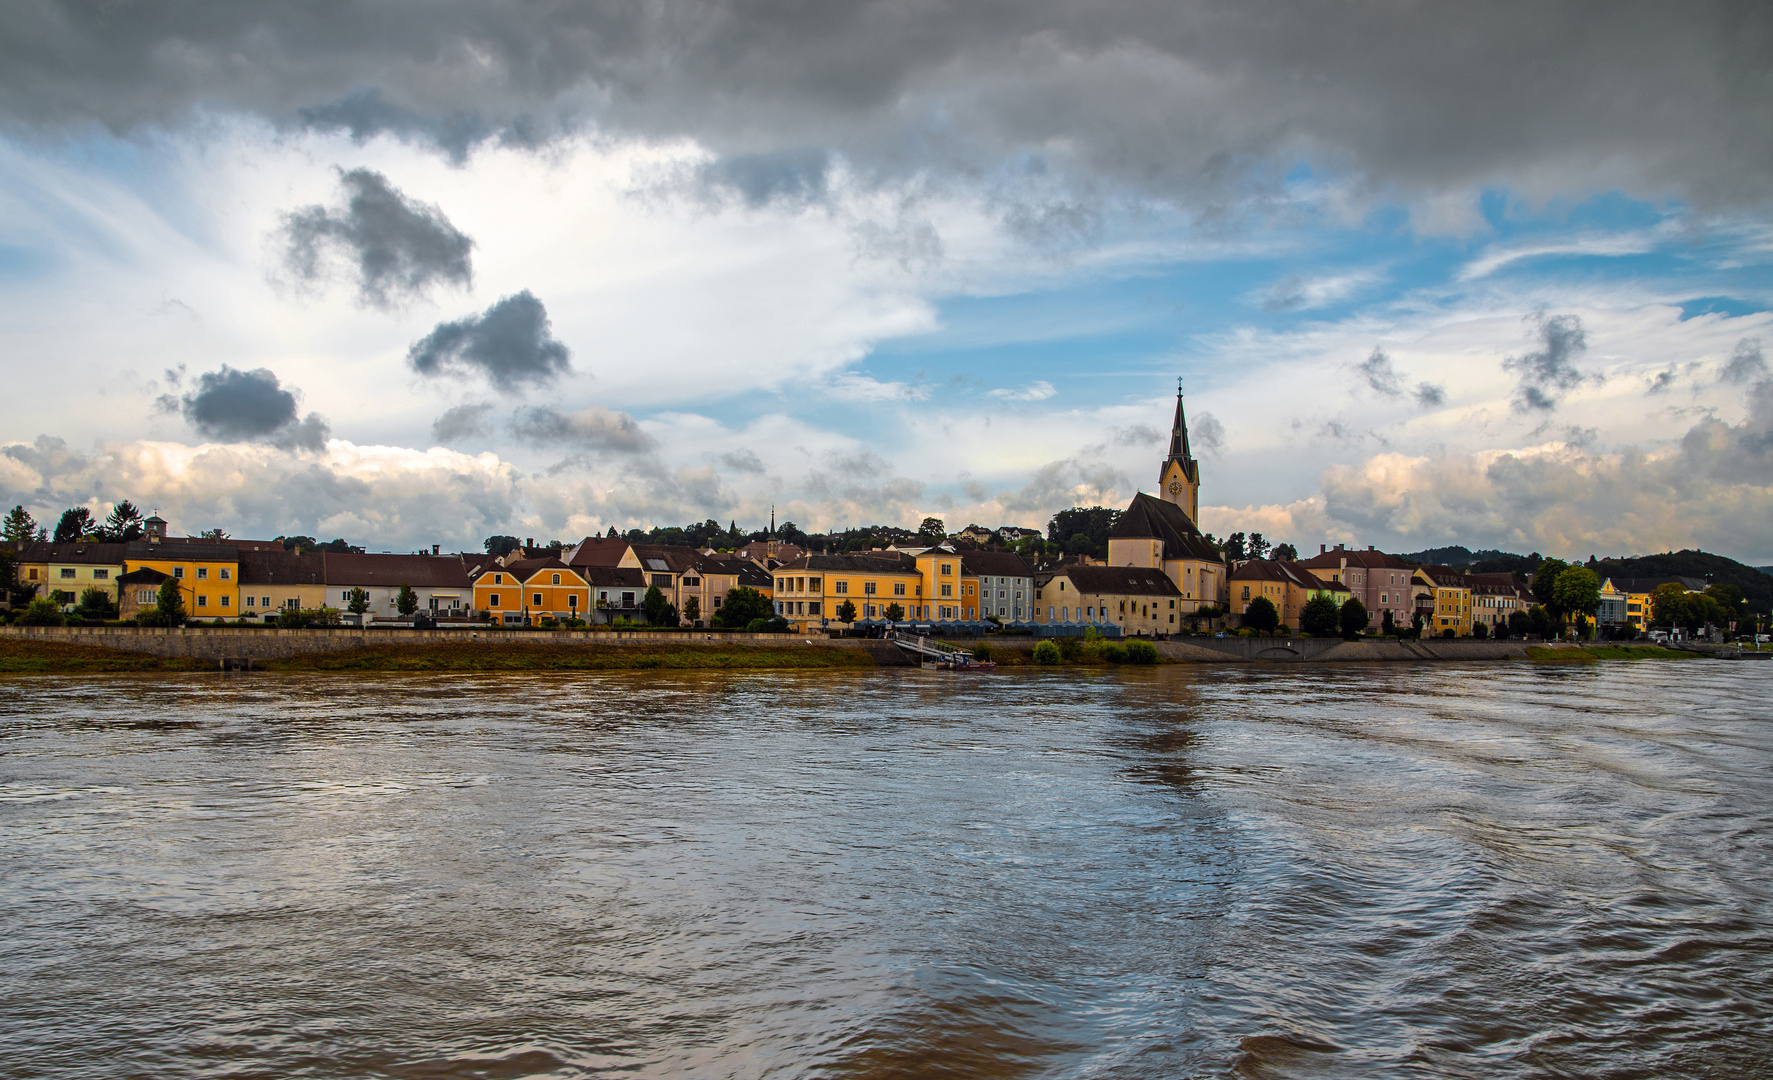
<box><xmin>986</xmin><ymin>380</ymin><xmax>1057</xmax><ymax>401</ymax></box>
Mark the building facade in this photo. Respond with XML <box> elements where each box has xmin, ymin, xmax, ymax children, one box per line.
<box><xmin>1033</xmin><ymin>564</ymin><xmax>1185</xmax><ymax>634</ymax></box>
<box><xmin>1295</xmin><ymin>545</ymin><xmax>1414</xmax><ymax>631</ymax></box>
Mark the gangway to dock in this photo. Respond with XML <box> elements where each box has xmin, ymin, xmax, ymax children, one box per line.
<box><xmin>887</xmin><ymin>631</ymin><xmax>993</xmax><ymax>669</ymax></box>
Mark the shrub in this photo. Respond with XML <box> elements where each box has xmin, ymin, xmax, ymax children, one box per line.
<box><xmin>1300</xmin><ymin>594</ymin><xmax>1341</xmax><ymax>637</ymax></box>
<box><xmin>1125</xmin><ymin>639</ymin><xmax>1159</xmax><ymax>665</ymax></box>
<box><xmin>972</xmin><ymin>644</ymin><xmax>992</xmax><ymax>662</ymax></box>
<box><xmin>19</xmin><ymin>598</ymin><xmax>65</xmax><ymax>626</ymax></box>
<box><xmin>1471</xmin><ymin>620</ymin><xmax>1489</xmax><ymax>640</ymax></box>
<box><xmin>1103</xmin><ymin>644</ymin><xmax>1128</xmax><ymax>663</ymax></box>
<box><xmin>1031</xmin><ymin>640</ymin><xmax>1061</xmax><ymax>664</ymax></box>
<box><xmin>1243</xmin><ymin>596</ymin><xmax>1279</xmax><ymax>634</ymax></box>
<box><xmin>1442</xmin><ymin>628</ymin><xmax>1457</xmax><ymax>639</ymax></box>
<box><xmin>1276</xmin><ymin>624</ymin><xmax>1293</xmax><ymax>637</ymax></box>
<box><xmin>1058</xmin><ymin>635</ymin><xmax>1083</xmax><ymax>661</ymax></box>
<box><xmin>75</xmin><ymin>586</ymin><xmax>117</xmax><ymax>621</ymax></box>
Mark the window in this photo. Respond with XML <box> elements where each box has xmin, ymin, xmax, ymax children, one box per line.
<box><xmin>174</xmin><ymin>567</ymin><xmax>184</xmax><ymax>579</ymax></box>
<box><xmin>220</xmin><ymin>596</ymin><xmax>230</xmax><ymax>608</ymax></box>
<box><xmin>261</xmin><ymin>597</ymin><xmax>270</xmax><ymax>607</ymax></box>
<box><xmin>93</xmin><ymin>569</ymin><xmax>108</xmax><ymax>580</ymax></box>
<box><xmin>808</xmin><ymin>578</ymin><xmax>821</xmax><ymax>591</ymax></box>
<box><xmin>836</xmin><ymin>580</ymin><xmax>849</xmax><ymax>594</ymax></box>
<box><xmin>940</xmin><ymin>562</ymin><xmax>953</xmax><ymax>575</ymax></box>
<box><xmin>568</xmin><ymin>595</ymin><xmax>578</xmax><ymax>609</ymax></box>
<box><xmin>1241</xmin><ymin>586</ymin><xmax>1250</xmax><ymax>600</ymax></box>
<box><xmin>197</xmin><ymin>568</ymin><xmax>208</xmax><ymax>580</ymax></box>
<box><xmin>494</xmin><ymin>573</ymin><xmax>504</xmax><ymax>584</ymax></box>
<box><xmin>652</xmin><ymin>574</ymin><xmax>671</xmax><ymax>587</ymax></box>
<box><xmin>864</xmin><ymin>581</ymin><xmax>877</xmax><ymax>596</ymax></box>
<box><xmin>55</xmin><ymin>590</ymin><xmax>74</xmax><ymax>604</ymax></box>
<box><xmin>621</xmin><ymin>592</ymin><xmax>635</xmax><ymax>606</ymax></box>
<box><xmin>136</xmin><ymin>589</ymin><xmax>156</xmax><ymax>604</ymax></box>
<box><xmin>809</xmin><ymin>601</ymin><xmax>822</xmax><ymax>615</ymax></box>
<box><xmin>533</xmin><ymin>593</ymin><xmax>544</xmax><ymax>607</ymax></box>
<box><xmin>894</xmin><ymin>582</ymin><xmax>906</xmax><ymax>596</ymax></box>
<box><xmin>940</xmin><ymin>583</ymin><xmax>952</xmax><ymax>597</ymax></box>
<box><xmin>27</xmin><ymin>569</ymin><xmax>36</xmax><ymax>580</ymax></box>
<box><xmin>683</xmin><ymin>577</ymin><xmax>699</xmax><ymax>587</ymax></box>
<box><xmin>712</xmin><ymin>597</ymin><xmax>722</xmax><ymax>608</ymax></box>
<box><xmin>197</xmin><ymin>595</ymin><xmax>207</xmax><ymax>608</ymax></box>
<box><xmin>220</xmin><ymin>568</ymin><xmax>230</xmax><ymax>580</ymax></box>
<box><xmin>552</xmin><ymin>574</ymin><xmax>561</xmax><ymax>585</ymax></box>
<box><xmin>60</xmin><ymin>568</ymin><xmax>75</xmax><ymax>579</ymax></box>
<box><xmin>490</xmin><ymin>593</ymin><xmax>500</xmax><ymax>607</ymax></box>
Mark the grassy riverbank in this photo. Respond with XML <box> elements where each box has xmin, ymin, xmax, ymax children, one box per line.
<box><xmin>0</xmin><ymin>638</ymin><xmax>210</xmax><ymax>674</ymax></box>
<box><xmin>1525</xmin><ymin>644</ymin><xmax>1696</xmax><ymax>663</ymax></box>
<box><xmin>259</xmin><ymin>641</ymin><xmax>879</xmax><ymax>672</ymax></box>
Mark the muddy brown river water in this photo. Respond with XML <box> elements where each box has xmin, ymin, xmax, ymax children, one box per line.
<box><xmin>1</xmin><ymin>661</ymin><xmax>1769</xmax><ymax>1078</ymax></box>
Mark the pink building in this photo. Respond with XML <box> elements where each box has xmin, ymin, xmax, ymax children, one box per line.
<box><xmin>1294</xmin><ymin>545</ymin><xmax>1415</xmax><ymax>630</ymax></box>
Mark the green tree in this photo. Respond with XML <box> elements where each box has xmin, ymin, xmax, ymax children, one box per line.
<box><xmin>884</xmin><ymin>602</ymin><xmax>905</xmax><ymax>622</ymax></box>
<box><xmin>1272</xmin><ymin>542</ymin><xmax>1298</xmax><ymax>561</ymax></box>
<box><xmin>1247</xmin><ymin>532</ymin><xmax>1272</xmax><ymax>560</ymax></box>
<box><xmin>345</xmin><ymin>587</ymin><xmax>371</xmax><ymax>615</ymax></box>
<box><xmin>2</xmin><ymin>506</ymin><xmax>38</xmax><ymax>545</ymax></box>
<box><xmin>1507</xmin><ymin>610</ymin><xmax>1532</xmax><ymax>639</ymax></box>
<box><xmin>642</xmin><ymin>584</ymin><xmax>677</xmax><ymax>625</ymax></box>
<box><xmin>1470</xmin><ymin>619</ymin><xmax>1489</xmax><ymax>639</ymax></box>
<box><xmin>138</xmin><ymin>578</ymin><xmax>185</xmax><ymax>627</ymax></box>
<box><xmin>683</xmin><ymin>596</ymin><xmax>701</xmax><ymax>624</ymax></box>
<box><xmin>1381</xmin><ymin>608</ymin><xmax>1397</xmax><ymax>636</ymax></box>
<box><xmin>75</xmin><ymin>585</ymin><xmax>117</xmax><ymax>620</ymax></box>
<box><xmin>1244</xmin><ymin>596</ymin><xmax>1280</xmax><ymax>634</ymax></box>
<box><xmin>54</xmin><ymin>508</ymin><xmax>95</xmax><ymax>542</ymax></box>
<box><xmin>712</xmin><ymin>586</ymin><xmax>773</xmax><ymax>628</ymax></box>
<box><xmin>1300</xmin><ymin>594</ymin><xmax>1340</xmax><ymax>636</ymax></box>
<box><xmin>395</xmin><ymin>583</ymin><xmax>420</xmax><ymax>617</ymax></box>
<box><xmin>835</xmin><ymin>599</ymin><xmax>858</xmax><ymax>623</ymax></box>
<box><xmin>1339</xmin><ymin>597</ymin><xmax>1369</xmax><ymax>638</ymax></box>
<box><xmin>1532</xmin><ymin>558</ymin><xmax>1570</xmax><ymax>613</ymax></box>
<box><xmin>1649</xmin><ymin>582</ymin><xmax>1690</xmax><ymax>627</ymax></box>
<box><xmin>100</xmin><ymin>500</ymin><xmax>144</xmax><ymax>543</ymax></box>
<box><xmin>917</xmin><ymin>516</ymin><xmax>947</xmax><ymax>543</ymax></box>
<box><xmin>1552</xmin><ymin>566</ymin><xmax>1601</xmax><ymax>620</ymax></box>
<box><xmin>1704</xmin><ymin>583</ymin><xmax>1747</xmax><ymax>627</ymax></box>
<box><xmin>1222</xmin><ymin>532</ymin><xmax>1248</xmax><ymax>561</ymax></box>
<box><xmin>1032</xmin><ymin>639</ymin><xmax>1062</xmax><ymax>664</ymax></box>
<box><xmin>483</xmin><ymin>534</ymin><xmax>521</xmax><ymax>556</ymax></box>
<box><xmin>19</xmin><ymin>597</ymin><xmax>64</xmax><ymax>625</ymax></box>
<box><xmin>1528</xmin><ymin>605</ymin><xmax>1552</xmax><ymax>638</ymax></box>
<box><xmin>1410</xmin><ymin>611</ymin><xmax>1425</xmax><ymax>638</ymax></box>
<box><xmin>1125</xmin><ymin>639</ymin><xmax>1159</xmax><ymax>665</ymax></box>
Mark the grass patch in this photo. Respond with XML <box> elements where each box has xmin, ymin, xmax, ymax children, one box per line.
<box><xmin>258</xmin><ymin>641</ymin><xmax>878</xmax><ymax>672</ymax></box>
<box><xmin>0</xmin><ymin>638</ymin><xmax>209</xmax><ymax>674</ymax></box>
<box><xmin>1526</xmin><ymin>644</ymin><xmax>1696</xmax><ymax>663</ymax></box>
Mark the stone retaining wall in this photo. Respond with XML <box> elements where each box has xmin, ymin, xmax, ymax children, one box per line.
<box><xmin>0</xmin><ymin>625</ymin><xmax>866</xmax><ymax>662</ymax></box>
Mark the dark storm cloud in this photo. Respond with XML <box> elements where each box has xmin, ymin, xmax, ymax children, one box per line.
<box><xmin>280</xmin><ymin>168</ymin><xmax>474</xmax><ymax>307</ymax></box>
<box><xmin>1503</xmin><ymin>313</ymin><xmax>1589</xmax><ymax>412</ymax></box>
<box><xmin>178</xmin><ymin>366</ymin><xmax>331</xmax><ymax>450</ymax></box>
<box><xmin>408</xmin><ymin>291</ymin><xmax>571</xmax><ymax>393</ymax></box>
<box><xmin>2</xmin><ymin>3</ymin><xmax>1768</xmax><ymax>214</ymax></box>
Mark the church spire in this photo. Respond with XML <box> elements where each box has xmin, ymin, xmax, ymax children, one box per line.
<box><xmin>1159</xmin><ymin>378</ymin><xmax>1201</xmax><ymax>518</ymax></box>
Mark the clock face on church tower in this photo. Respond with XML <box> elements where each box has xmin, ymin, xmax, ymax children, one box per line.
<box><xmin>1168</xmin><ymin>480</ymin><xmax>1183</xmax><ymax>497</ymax></box>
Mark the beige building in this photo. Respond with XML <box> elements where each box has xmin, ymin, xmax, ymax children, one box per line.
<box><xmin>1034</xmin><ymin>564</ymin><xmax>1185</xmax><ymax>634</ymax></box>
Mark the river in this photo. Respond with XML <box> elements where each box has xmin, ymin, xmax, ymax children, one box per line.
<box><xmin>1</xmin><ymin>662</ymin><xmax>1769</xmax><ymax>1078</ymax></box>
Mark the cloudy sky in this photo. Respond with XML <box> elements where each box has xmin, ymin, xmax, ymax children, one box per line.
<box><xmin>2</xmin><ymin>2</ymin><xmax>1770</xmax><ymax>561</ymax></box>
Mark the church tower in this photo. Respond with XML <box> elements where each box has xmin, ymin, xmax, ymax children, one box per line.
<box><xmin>1159</xmin><ymin>383</ymin><xmax>1200</xmax><ymax>522</ymax></box>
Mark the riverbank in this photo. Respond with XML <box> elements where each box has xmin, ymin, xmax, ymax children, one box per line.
<box><xmin>261</xmin><ymin>641</ymin><xmax>878</xmax><ymax>672</ymax></box>
<box><xmin>1524</xmin><ymin>644</ymin><xmax>1698</xmax><ymax>663</ymax></box>
<box><xmin>0</xmin><ymin>637</ymin><xmax>210</xmax><ymax>674</ymax></box>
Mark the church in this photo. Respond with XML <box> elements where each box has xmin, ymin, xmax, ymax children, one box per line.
<box><xmin>1103</xmin><ymin>386</ymin><xmax>1228</xmax><ymax>612</ymax></box>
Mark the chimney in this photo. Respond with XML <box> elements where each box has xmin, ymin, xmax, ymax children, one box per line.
<box><xmin>1368</xmin><ymin>545</ymin><xmax>1375</xmax><ymax>551</ymax></box>
<box><xmin>526</xmin><ymin>538</ymin><xmax>535</xmax><ymax>549</ymax></box>
<box><xmin>1320</xmin><ymin>544</ymin><xmax>1326</xmax><ymax>554</ymax></box>
<box><xmin>432</xmin><ymin>544</ymin><xmax>440</xmax><ymax>555</ymax></box>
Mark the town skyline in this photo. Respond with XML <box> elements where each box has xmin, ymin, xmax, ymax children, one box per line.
<box><xmin>1</xmin><ymin>6</ymin><xmax>1770</xmax><ymax>563</ymax></box>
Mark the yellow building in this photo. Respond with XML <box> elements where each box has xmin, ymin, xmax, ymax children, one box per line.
<box><xmin>1033</xmin><ymin>564</ymin><xmax>1185</xmax><ymax>633</ymax></box>
<box><xmin>472</xmin><ymin>557</ymin><xmax>590</xmax><ymax>625</ymax></box>
<box><xmin>13</xmin><ymin>541</ymin><xmax>127</xmax><ymax>611</ymax></box>
<box><xmin>1228</xmin><ymin>559</ymin><xmax>1349</xmax><ymax>627</ymax></box>
<box><xmin>1413</xmin><ymin>566</ymin><xmax>1473</xmax><ymax>636</ymax></box>
<box><xmin>124</xmin><ymin>539</ymin><xmax>240</xmax><ymax>622</ymax></box>
<box><xmin>913</xmin><ymin>550</ymin><xmax>978</xmax><ymax>622</ymax></box>
<box><xmin>773</xmin><ymin>553</ymin><xmax>924</xmax><ymax>632</ymax></box>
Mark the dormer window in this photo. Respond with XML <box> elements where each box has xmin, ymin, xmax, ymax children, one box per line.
<box><xmin>552</xmin><ymin>574</ymin><xmax>561</xmax><ymax>585</ymax></box>
<box><xmin>494</xmin><ymin>573</ymin><xmax>504</xmax><ymax>584</ymax></box>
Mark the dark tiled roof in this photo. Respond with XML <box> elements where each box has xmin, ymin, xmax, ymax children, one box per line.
<box><xmin>1050</xmin><ymin>565</ymin><xmax>1183</xmax><ymax>597</ymax></box>
<box><xmin>780</xmin><ymin>553</ymin><xmax>917</xmax><ymax>573</ymax></box>
<box><xmin>125</xmin><ymin>541</ymin><xmax>237</xmax><ymax>562</ymax></box>
<box><xmin>14</xmin><ymin>541</ymin><xmax>129</xmax><ymax>564</ymax></box>
<box><xmin>629</xmin><ymin>544</ymin><xmax>704</xmax><ymax>575</ymax></box>
<box><xmin>118</xmin><ymin>566</ymin><xmax>172</xmax><ymax>585</ymax></box>
<box><xmin>1412</xmin><ymin>564</ymin><xmax>1469</xmax><ymax>586</ymax></box>
<box><xmin>1610</xmin><ymin>575</ymin><xmax>1707</xmax><ymax>593</ymax></box>
<box><xmin>1295</xmin><ymin>548</ymin><xmax>1411</xmax><ymax>571</ymax></box>
<box><xmin>580</xmin><ymin>567</ymin><xmax>647</xmax><ymax>588</ymax></box>
<box><xmin>962</xmin><ymin>550</ymin><xmax>1034</xmax><ymax>578</ymax></box>
<box><xmin>1111</xmin><ymin>492</ymin><xmax>1222</xmax><ymax>562</ymax></box>
<box><xmin>563</xmin><ymin>537</ymin><xmax>632</xmax><ymax>567</ymax></box>
<box><xmin>325</xmin><ymin>553</ymin><xmax>472</xmax><ymax>588</ymax></box>
<box><xmin>1231</xmin><ymin>559</ymin><xmax>1347</xmax><ymax>592</ymax></box>
<box><xmin>237</xmin><ymin>550</ymin><xmax>325</xmax><ymax>586</ymax></box>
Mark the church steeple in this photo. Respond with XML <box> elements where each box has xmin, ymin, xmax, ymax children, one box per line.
<box><xmin>1159</xmin><ymin>379</ymin><xmax>1200</xmax><ymax>520</ymax></box>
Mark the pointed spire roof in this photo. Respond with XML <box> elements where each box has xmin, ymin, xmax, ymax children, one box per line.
<box><xmin>1169</xmin><ymin>382</ymin><xmax>1191</xmax><ymax>462</ymax></box>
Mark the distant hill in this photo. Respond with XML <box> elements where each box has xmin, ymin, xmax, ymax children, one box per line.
<box><xmin>1395</xmin><ymin>546</ymin><xmax>1541</xmax><ymax>574</ymax></box>
<box><xmin>1760</xmin><ymin>566</ymin><xmax>1773</xmax><ymax>577</ymax></box>
<box><xmin>1591</xmin><ymin>550</ymin><xmax>1772</xmax><ymax>613</ymax></box>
